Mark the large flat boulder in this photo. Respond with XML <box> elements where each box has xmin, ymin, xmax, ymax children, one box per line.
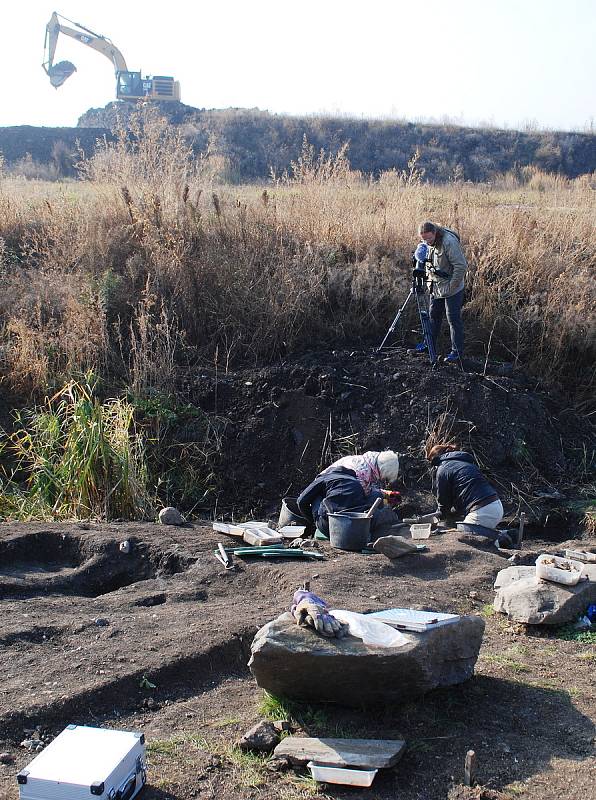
<box><xmin>494</xmin><ymin>564</ymin><xmax>596</xmax><ymax>625</ymax></box>
<box><xmin>248</xmin><ymin>612</ymin><xmax>484</xmax><ymax>707</ymax></box>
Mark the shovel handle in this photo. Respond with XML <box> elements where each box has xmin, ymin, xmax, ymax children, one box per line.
<box><xmin>366</xmin><ymin>497</ymin><xmax>384</xmax><ymax>518</ymax></box>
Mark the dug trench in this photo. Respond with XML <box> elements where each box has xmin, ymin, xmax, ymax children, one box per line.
<box><xmin>0</xmin><ymin>346</ymin><xmax>594</xmax><ymax>800</ymax></box>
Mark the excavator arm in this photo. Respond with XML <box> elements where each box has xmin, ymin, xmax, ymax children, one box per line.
<box><xmin>43</xmin><ymin>11</ymin><xmax>128</xmax><ymax>88</ymax></box>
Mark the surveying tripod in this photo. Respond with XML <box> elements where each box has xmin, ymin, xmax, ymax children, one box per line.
<box><xmin>376</xmin><ymin>258</ymin><xmax>438</xmax><ymax>364</ymax></box>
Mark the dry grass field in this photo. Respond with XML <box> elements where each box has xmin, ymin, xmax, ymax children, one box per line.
<box><xmin>0</xmin><ymin>113</ymin><xmax>594</xmax><ymax>405</ymax></box>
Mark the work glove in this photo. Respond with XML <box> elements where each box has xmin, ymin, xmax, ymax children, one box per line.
<box><xmin>414</xmin><ymin>242</ymin><xmax>428</xmax><ymax>264</ymax></box>
<box><xmin>382</xmin><ymin>490</ymin><xmax>401</xmax><ymax>508</ymax></box>
<box><xmin>291</xmin><ymin>590</ymin><xmax>349</xmax><ymax>638</ymax></box>
<box><xmin>287</xmin><ymin>537</ymin><xmax>318</xmax><ymax>549</ymax></box>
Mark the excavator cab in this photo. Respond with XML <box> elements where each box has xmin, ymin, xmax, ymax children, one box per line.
<box><xmin>116</xmin><ymin>71</ymin><xmax>145</xmax><ymax>98</ymax></box>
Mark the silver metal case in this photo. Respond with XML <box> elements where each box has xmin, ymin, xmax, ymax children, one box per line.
<box><xmin>17</xmin><ymin>725</ymin><xmax>146</xmax><ymax>800</ymax></box>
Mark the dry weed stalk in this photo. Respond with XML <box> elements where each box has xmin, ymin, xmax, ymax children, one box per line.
<box><xmin>424</xmin><ymin>411</ymin><xmax>458</xmax><ymax>460</ymax></box>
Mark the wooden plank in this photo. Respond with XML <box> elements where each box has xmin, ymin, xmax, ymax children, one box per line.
<box><xmin>273</xmin><ymin>737</ymin><xmax>406</xmax><ymax>769</ymax></box>
<box><xmin>464</xmin><ymin>750</ymin><xmax>476</xmax><ymax>786</ymax></box>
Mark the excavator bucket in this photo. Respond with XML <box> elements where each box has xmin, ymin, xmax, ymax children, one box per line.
<box><xmin>47</xmin><ymin>60</ymin><xmax>77</xmax><ymax>88</ymax></box>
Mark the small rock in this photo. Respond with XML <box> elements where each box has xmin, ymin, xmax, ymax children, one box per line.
<box><xmin>158</xmin><ymin>507</ymin><xmax>185</xmax><ymax>526</ymax></box>
<box><xmin>236</xmin><ymin>721</ymin><xmax>280</xmax><ymax>753</ymax></box>
<box><xmin>272</xmin><ymin>720</ymin><xmax>292</xmax><ymax>733</ymax></box>
<box><xmin>0</xmin><ymin>753</ymin><xmax>14</xmax><ymax>764</ymax></box>
<box><xmin>119</xmin><ymin>540</ymin><xmax>131</xmax><ymax>554</ymax></box>
<box><xmin>94</xmin><ymin>618</ymin><xmax>109</xmax><ymax>627</ymax></box>
<box><xmin>267</xmin><ymin>756</ymin><xmax>291</xmax><ymax>772</ymax></box>
<box><xmin>469</xmin><ymin>591</ymin><xmax>479</xmax><ymax>600</ymax></box>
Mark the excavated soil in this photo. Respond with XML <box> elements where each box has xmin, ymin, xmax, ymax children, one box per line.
<box><xmin>0</xmin><ymin>522</ymin><xmax>594</xmax><ymax>800</ymax></box>
<box><xmin>189</xmin><ymin>347</ymin><xmax>592</xmax><ymax>530</ymax></box>
<box><xmin>0</xmin><ymin>347</ymin><xmax>594</xmax><ymax>800</ymax></box>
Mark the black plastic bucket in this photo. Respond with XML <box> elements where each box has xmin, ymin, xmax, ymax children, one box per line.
<box><xmin>278</xmin><ymin>497</ymin><xmax>307</xmax><ymax>528</ymax></box>
<box><xmin>328</xmin><ymin>512</ymin><xmax>372</xmax><ymax>551</ymax></box>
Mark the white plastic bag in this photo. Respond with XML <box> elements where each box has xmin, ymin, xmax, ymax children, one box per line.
<box><xmin>330</xmin><ymin>609</ymin><xmax>409</xmax><ymax>648</ymax></box>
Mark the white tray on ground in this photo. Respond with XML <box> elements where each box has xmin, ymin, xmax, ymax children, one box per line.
<box><xmin>564</xmin><ymin>549</ymin><xmax>596</xmax><ymax>564</ymax></box>
<box><xmin>307</xmin><ymin>762</ymin><xmax>378</xmax><ymax>787</ymax></box>
<box><xmin>279</xmin><ymin>525</ymin><xmax>307</xmax><ymax>538</ymax></box>
<box><xmin>366</xmin><ymin>608</ymin><xmax>460</xmax><ymax>632</ymax></box>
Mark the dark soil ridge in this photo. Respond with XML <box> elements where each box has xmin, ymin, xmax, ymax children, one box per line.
<box><xmin>0</xmin><ymin>632</ymin><xmax>254</xmax><ymax>743</ymax></box>
<box><xmin>4</xmin><ymin>105</ymin><xmax>596</xmax><ymax>182</ymax></box>
<box><xmin>0</xmin><ymin>529</ymin><xmax>195</xmax><ymax>599</ymax></box>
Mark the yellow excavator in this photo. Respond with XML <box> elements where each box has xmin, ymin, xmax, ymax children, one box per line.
<box><xmin>42</xmin><ymin>11</ymin><xmax>181</xmax><ymax>102</ymax></box>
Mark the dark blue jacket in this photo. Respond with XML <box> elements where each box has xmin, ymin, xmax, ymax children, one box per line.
<box><xmin>297</xmin><ymin>467</ymin><xmax>382</xmax><ymax>525</ymax></box>
<box><xmin>432</xmin><ymin>451</ymin><xmax>498</xmax><ymax>516</ymax></box>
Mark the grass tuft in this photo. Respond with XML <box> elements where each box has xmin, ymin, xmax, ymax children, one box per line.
<box><xmin>0</xmin><ymin>375</ymin><xmax>153</xmax><ymax>520</ymax></box>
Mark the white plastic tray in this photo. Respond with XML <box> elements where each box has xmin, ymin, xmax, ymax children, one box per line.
<box><xmin>535</xmin><ymin>554</ymin><xmax>584</xmax><ymax>585</ymax></box>
<box><xmin>307</xmin><ymin>761</ymin><xmax>378</xmax><ymax>786</ymax></box>
<box><xmin>564</xmin><ymin>549</ymin><xmax>596</xmax><ymax>564</ymax></box>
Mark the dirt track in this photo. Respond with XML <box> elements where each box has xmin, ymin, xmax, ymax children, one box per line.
<box><xmin>0</xmin><ymin>521</ymin><xmax>594</xmax><ymax>800</ymax></box>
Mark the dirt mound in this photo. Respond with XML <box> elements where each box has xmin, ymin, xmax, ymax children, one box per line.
<box><xmin>187</xmin><ymin>346</ymin><xmax>592</xmax><ymax>532</ymax></box>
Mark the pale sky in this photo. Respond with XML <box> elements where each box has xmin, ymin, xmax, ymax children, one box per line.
<box><xmin>2</xmin><ymin>0</ymin><xmax>595</xmax><ymax>131</ymax></box>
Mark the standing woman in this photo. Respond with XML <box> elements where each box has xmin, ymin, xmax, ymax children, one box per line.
<box><xmin>414</xmin><ymin>221</ymin><xmax>468</xmax><ymax>363</ymax></box>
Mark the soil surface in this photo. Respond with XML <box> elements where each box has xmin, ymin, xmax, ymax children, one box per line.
<box><xmin>0</xmin><ymin>521</ymin><xmax>594</xmax><ymax>800</ymax></box>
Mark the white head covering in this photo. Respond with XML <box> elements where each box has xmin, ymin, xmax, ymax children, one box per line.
<box><xmin>377</xmin><ymin>450</ymin><xmax>400</xmax><ymax>483</ymax></box>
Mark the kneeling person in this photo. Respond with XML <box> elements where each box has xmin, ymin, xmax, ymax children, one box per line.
<box><xmin>297</xmin><ymin>450</ymin><xmax>401</xmax><ymax>537</ymax></box>
<box><xmin>427</xmin><ymin>444</ymin><xmax>503</xmax><ymax>529</ymax></box>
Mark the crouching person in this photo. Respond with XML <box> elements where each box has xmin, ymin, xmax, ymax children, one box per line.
<box><xmin>297</xmin><ymin>450</ymin><xmax>401</xmax><ymax>537</ymax></box>
<box><xmin>427</xmin><ymin>444</ymin><xmax>504</xmax><ymax>529</ymax></box>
